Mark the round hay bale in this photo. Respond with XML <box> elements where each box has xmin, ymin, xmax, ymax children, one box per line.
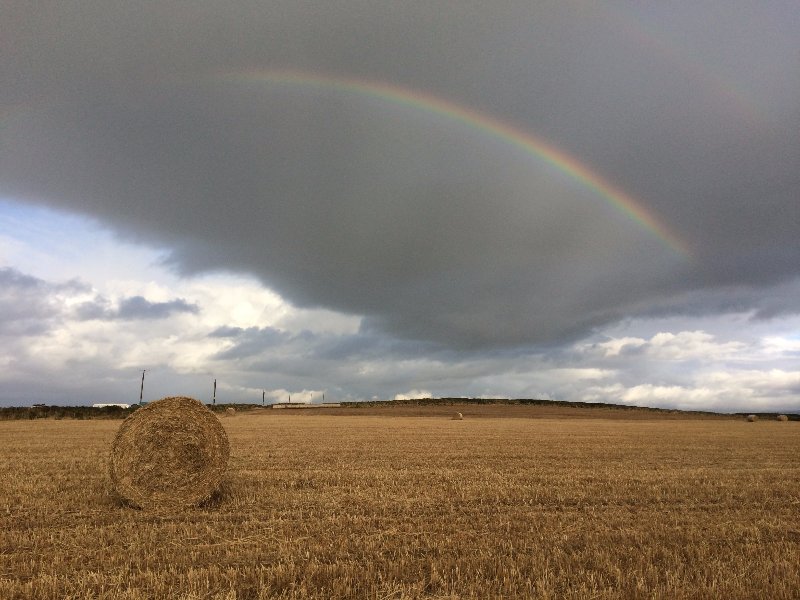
<box><xmin>452</xmin><ymin>412</ymin><xmax>463</xmax><ymax>420</ymax></box>
<box><xmin>777</xmin><ymin>414</ymin><xmax>789</xmax><ymax>422</ymax></box>
<box><xmin>109</xmin><ymin>396</ymin><xmax>229</xmax><ymax>510</ymax></box>
<box><xmin>225</xmin><ymin>407</ymin><xmax>236</xmax><ymax>416</ymax></box>
<box><xmin>746</xmin><ymin>414</ymin><xmax>758</xmax><ymax>422</ymax></box>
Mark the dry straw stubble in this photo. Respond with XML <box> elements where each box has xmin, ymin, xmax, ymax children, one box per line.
<box><xmin>5</xmin><ymin>407</ymin><xmax>800</xmax><ymax>599</ymax></box>
<box><xmin>109</xmin><ymin>396</ymin><xmax>229</xmax><ymax>510</ymax></box>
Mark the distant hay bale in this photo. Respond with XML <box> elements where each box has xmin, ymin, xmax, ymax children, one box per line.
<box><xmin>777</xmin><ymin>414</ymin><xmax>789</xmax><ymax>422</ymax></box>
<box><xmin>225</xmin><ymin>407</ymin><xmax>236</xmax><ymax>416</ymax></box>
<box><xmin>452</xmin><ymin>412</ymin><xmax>463</xmax><ymax>420</ymax></box>
<box><xmin>746</xmin><ymin>414</ymin><xmax>758</xmax><ymax>422</ymax></box>
<box><xmin>109</xmin><ymin>396</ymin><xmax>229</xmax><ymax>510</ymax></box>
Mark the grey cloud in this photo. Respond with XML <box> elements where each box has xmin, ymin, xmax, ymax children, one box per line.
<box><xmin>116</xmin><ymin>296</ymin><xmax>198</xmax><ymax>320</ymax></box>
<box><xmin>1</xmin><ymin>2</ymin><xmax>799</xmax><ymax>350</ymax></box>
<box><xmin>211</xmin><ymin>321</ymin><xmax>493</xmax><ymax>365</ymax></box>
<box><xmin>0</xmin><ymin>268</ymin><xmax>89</xmax><ymax>296</ymax></box>
<box><xmin>0</xmin><ymin>267</ymin><xmax>87</xmax><ymax>335</ymax></box>
<box><xmin>73</xmin><ymin>299</ymin><xmax>112</xmax><ymax>321</ymax></box>
<box><xmin>0</xmin><ymin>268</ymin><xmax>197</xmax><ymax>333</ymax></box>
<box><xmin>208</xmin><ymin>326</ymin><xmax>246</xmax><ymax>338</ymax></box>
<box><xmin>213</xmin><ymin>326</ymin><xmax>291</xmax><ymax>359</ymax></box>
<box><xmin>210</xmin><ymin>326</ymin><xmax>398</xmax><ymax>363</ymax></box>
<box><xmin>749</xmin><ymin>288</ymin><xmax>800</xmax><ymax>321</ymax></box>
<box><xmin>0</xmin><ymin>268</ymin><xmax>46</xmax><ymax>291</ymax></box>
<box><xmin>74</xmin><ymin>295</ymin><xmax>199</xmax><ymax>321</ymax></box>
<box><xmin>307</xmin><ymin>329</ymin><xmax>442</xmax><ymax>362</ymax></box>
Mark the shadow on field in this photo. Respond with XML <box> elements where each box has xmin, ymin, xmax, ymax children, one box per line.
<box><xmin>97</xmin><ymin>478</ymin><xmax>234</xmax><ymax>511</ymax></box>
<box><xmin>199</xmin><ymin>479</ymin><xmax>233</xmax><ymax>509</ymax></box>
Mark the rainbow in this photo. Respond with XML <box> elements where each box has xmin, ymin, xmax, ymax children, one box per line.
<box><xmin>215</xmin><ymin>69</ymin><xmax>690</xmax><ymax>258</ymax></box>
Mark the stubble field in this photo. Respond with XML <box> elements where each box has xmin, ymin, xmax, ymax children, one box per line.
<box><xmin>1</xmin><ymin>405</ymin><xmax>799</xmax><ymax>599</ymax></box>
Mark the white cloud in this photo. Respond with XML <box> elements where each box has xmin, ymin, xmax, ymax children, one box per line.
<box><xmin>701</xmin><ymin>369</ymin><xmax>800</xmax><ymax>396</ymax></box>
<box><xmin>647</xmin><ymin>330</ymin><xmax>745</xmax><ymax>360</ymax></box>
<box><xmin>620</xmin><ymin>384</ymin><xmax>721</xmax><ymax>407</ymax></box>
<box><xmin>586</xmin><ymin>330</ymin><xmax>746</xmax><ymax>361</ymax></box>
<box><xmin>575</xmin><ymin>368</ymin><xmax>800</xmax><ymax>413</ymax></box>
<box><xmin>578</xmin><ymin>382</ymin><xmax>729</xmax><ymax>411</ymax></box>
<box><xmin>394</xmin><ymin>389</ymin><xmax>433</xmax><ymax>400</ymax></box>
<box><xmin>546</xmin><ymin>368</ymin><xmax>615</xmax><ymax>380</ymax></box>
<box><xmin>760</xmin><ymin>335</ymin><xmax>800</xmax><ymax>357</ymax></box>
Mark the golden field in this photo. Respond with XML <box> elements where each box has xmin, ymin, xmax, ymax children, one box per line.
<box><xmin>1</xmin><ymin>405</ymin><xmax>799</xmax><ymax>599</ymax></box>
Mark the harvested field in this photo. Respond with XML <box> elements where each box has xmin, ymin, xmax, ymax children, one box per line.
<box><xmin>1</xmin><ymin>406</ymin><xmax>799</xmax><ymax>599</ymax></box>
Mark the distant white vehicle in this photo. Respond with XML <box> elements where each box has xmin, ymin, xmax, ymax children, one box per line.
<box><xmin>92</xmin><ymin>403</ymin><xmax>131</xmax><ymax>409</ymax></box>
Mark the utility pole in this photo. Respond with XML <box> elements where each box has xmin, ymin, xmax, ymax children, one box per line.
<box><xmin>213</xmin><ymin>378</ymin><xmax>217</xmax><ymax>405</ymax></box>
<box><xmin>262</xmin><ymin>390</ymin><xmax>265</xmax><ymax>406</ymax></box>
<box><xmin>139</xmin><ymin>370</ymin><xmax>146</xmax><ymax>404</ymax></box>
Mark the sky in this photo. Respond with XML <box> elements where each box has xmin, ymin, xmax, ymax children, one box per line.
<box><xmin>1</xmin><ymin>1</ymin><xmax>799</xmax><ymax>411</ymax></box>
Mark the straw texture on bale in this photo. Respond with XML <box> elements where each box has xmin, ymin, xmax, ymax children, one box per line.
<box><xmin>777</xmin><ymin>414</ymin><xmax>789</xmax><ymax>422</ymax></box>
<box><xmin>453</xmin><ymin>412</ymin><xmax>463</xmax><ymax>420</ymax></box>
<box><xmin>109</xmin><ymin>396</ymin><xmax>229</xmax><ymax>510</ymax></box>
<box><xmin>746</xmin><ymin>414</ymin><xmax>758</xmax><ymax>422</ymax></box>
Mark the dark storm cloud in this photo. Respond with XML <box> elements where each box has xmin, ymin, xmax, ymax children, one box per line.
<box><xmin>1</xmin><ymin>1</ymin><xmax>798</xmax><ymax>349</ymax></box>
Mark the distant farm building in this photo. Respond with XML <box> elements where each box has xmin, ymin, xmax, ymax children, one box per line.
<box><xmin>93</xmin><ymin>403</ymin><xmax>131</xmax><ymax>409</ymax></box>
